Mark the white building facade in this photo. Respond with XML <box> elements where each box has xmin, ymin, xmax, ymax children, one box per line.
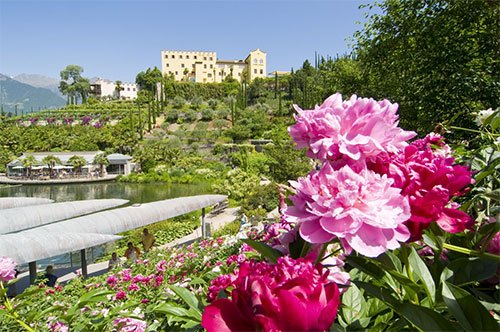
<box><xmin>90</xmin><ymin>78</ymin><xmax>138</xmax><ymax>100</ymax></box>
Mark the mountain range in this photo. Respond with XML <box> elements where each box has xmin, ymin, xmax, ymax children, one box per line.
<box><xmin>0</xmin><ymin>74</ymin><xmax>66</xmax><ymax>115</ymax></box>
<box><xmin>12</xmin><ymin>73</ymin><xmax>63</xmax><ymax>97</ymax></box>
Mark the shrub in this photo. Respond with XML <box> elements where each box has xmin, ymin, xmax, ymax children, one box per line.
<box><xmin>216</xmin><ymin>107</ymin><xmax>230</xmax><ymax>120</ymax></box>
<box><xmin>201</xmin><ymin>108</ymin><xmax>214</xmax><ymax>121</ymax></box>
<box><xmin>184</xmin><ymin>109</ymin><xmax>198</xmax><ymax>123</ymax></box>
<box><xmin>190</xmin><ymin>96</ymin><xmax>203</xmax><ymax>109</ymax></box>
<box><xmin>173</xmin><ymin>96</ymin><xmax>186</xmax><ymax>109</ymax></box>
<box><xmin>166</xmin><ymin>109</ymin><xmax>179</xmax><ymax>123</ymax></box>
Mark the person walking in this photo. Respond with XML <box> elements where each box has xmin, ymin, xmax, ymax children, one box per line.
<box><xmin>141</xmin><ymin>228</ymin><xmax>156</xmax><ymax>252</ymax></box>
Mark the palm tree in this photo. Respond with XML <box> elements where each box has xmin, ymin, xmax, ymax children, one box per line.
<box><xmin>93</xmin><ymin>153</ymin><xmax>109</xmax><ymax>177</ymax></box>
<box><xmin>22</xmin><ymin>155</ymin><xmax>38</xmax><ymax>179</ymax></box>
<box><xmin>42</xmin><ymin>155</ymin><xmax>63</xmax><ymax>178</ymax></box>
<box><xmin>68</xmin><ymin>155</ymin><xmax>87</xmax><ymax>176</ymax></box>
<box><xmin>115</xmin><ymin>81</ymin><xmax>123</xmax><ymax>100</ymax></box>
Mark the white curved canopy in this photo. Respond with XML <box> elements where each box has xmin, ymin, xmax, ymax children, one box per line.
<box><xmin>0</xmin><ymin>195</ymin><xmax>226</xmax><ymax>265</ymax></box>
<box><xmin>0</xmin><ymin>199</ymin><xmax>129</xmax><ymax>234</ymax></box>
<box><xmin>18</xmin><ymin>194</ymin><xmax>227</xmax><ymax>236</ymax></box>
<box><xmin>0</xmin><ymin>232</ymin><xmax>123</xmax><ymax>265</ymax></box>
<box><xmin>0</xmin><ymin>197</ymin><xmax>54</xmax><ymax>209</ymax></box>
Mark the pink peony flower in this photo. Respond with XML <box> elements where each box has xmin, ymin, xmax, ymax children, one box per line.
<box><xmin>382</xmin><ymin>137</ymin><xmax>474</xmax><ymax>240</ymax></box>
<box><xmin>289</xmin><ymin>93</ymin><xmax>416</xmax><ymax>163</ymax></box>
<box><xmin>106</xmin><ymin>275</ymin><xmax>118</xmax><ymax>285</ymax></box>
<box><xmin>47</xmin><ymin>317</ymin><xmax>68</xmax><ymax>332</ymax></box>
<box><xmin>284</xmin><ymin>163</ymin><xmax>411</xmax><ymax>257</ymax></box>
<box><xmin>113</xmin><ymin>317</ymin><xmax>147</xmax><ymax>332</ymax></box>
<box><xmin>115</xmin><ymin>291</ymin><xmax>127</xmax><ymax>301</ymax></box>
<box><xmin>127</xmin><ymin>284</ymin><xmax>139</xmax><ymax>292</ymax></box>
<box><xmin>0</xmin><ymin>256</ymin><xmax>16</xmax><ymax>283</ymax></box>
<box><xmin>484</xmin><ymin>230</ymin><xmax>500</xmax><ymax>283</ymax></box>
<box><xmin>202</xmin><ymin>255</ymin><xmax>340</xmax><ymax>332</ymax></box>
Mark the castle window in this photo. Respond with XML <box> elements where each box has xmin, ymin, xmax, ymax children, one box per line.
<box><xmin>254</xmin><ymin>59</ymin><xmax>257</xmax><ymax>64</ymax></box>
<box><xmin>210</xmin><ymin>57</ymin><xmax>213</xmax><ymax>61</ymax></box>
<box><xmin>260</xmin><ymin>69</ymin><xmax>263</xmax><ymax>74</ymax></box>
<box><xmin>175</xmin><ymin>71</ymin><xmax>178</xmax><ymax>75</ymax></box>
<box><xmin>208</xmin><ymin>73</ymin><xmax>212</xmax><ymax>78</ymax></box>
<box><xmin>166</xmin><ymin>63</ymin><xmax>169</xmax><ymax>67</ymax></box>
<box><xmin>192</xmin><ymin>64</ymin><xmax>195</xmax><ymax>68</ymax></box>
<box><xmin>260</xmin><ymin>59</ymin><xmax>263</xmax><ymax>64</ymax></box>
<box><xmin>204</xmin><ymin>64</ymin><xmax>207</xmax><ymax>69</ymax></box>
<box><xmin>186</xmin><ymin>55</ymin><xmax>189</xmax><ymax>59</ymax></box>
<box><xmin>181</xmin><ymin>64</ymin><xmax>185</xmax><ymax>68</ymax></box>
<box><xmin>164</xmin><ymin>55</ymin><xmax>168</xmax><ymax>59</ymax></box>
<box><xmin>172</xmin><ymin>55</ymin><xmax>175</xmax><ymax>59</ymax></box>
<box><xmin>180</xmin><ymin>55</ymin><xmax>183</xmax><ymax>59</ymax></box>
<box><xmin>204</xmin><ymin>57</ymin><xmax>207</xmax><ymax>60</ymax></box>
<box><xmin>254</xmin><ymin>69</ymin><xmax>257</xmax><ymax>74</ymax></box>
<box><xmin>238</xmin><ymin>73</ymin><xmax>241</xmax><ymax>76</ymax></box>
<box><xmin>194</xmin><ymin>55</ymin><xmax>197</xmax><ymax>59</ymax></box>
<box><xmin>210</xmin><ymin>64</ymin><xmax>213</xmax><ymax>69</ymax></box>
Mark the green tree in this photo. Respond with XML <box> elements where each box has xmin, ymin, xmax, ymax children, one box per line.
<box><xmin>59</xmin><ymin>65</ymin><xmax>91</xmax><ymax>104</ymax></box>
<box><xmin>115</xmin><ymin>81</ymin><xmax>123</xmax><ymax>100</ymax></box>
<box><xmin>22</xmin><ymin>154</ymin><xmax>38</xmax><ymax>179</ymax></box>
<box><xmin>42</xmin><ymin>155</ymin><xmax>63</xmax><ymax>178</ymax></box>
<box><xmin>68</xmin><ymin>155</ymin><xmax>87</xmax><ymax>175</ymax></box>
<box><xmin>213</xmin><ymin>118</ymin><xmax>228</xmax><ymax>137</ymax></box>
<box><xmin>353</xmin><ymin>0</ymin><xmax>500</xmax><ymax>135</ymax></box>
<box><xmin>93</xmin><ymin>153</ymin><xmax>109</xmax><ymax>177</ymax></box>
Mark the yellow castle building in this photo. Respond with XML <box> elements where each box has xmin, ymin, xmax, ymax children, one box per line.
<box><xmin>161</xmin><ymin>49</ymin><xmax>267</xmax><ymax>83</ymax></box>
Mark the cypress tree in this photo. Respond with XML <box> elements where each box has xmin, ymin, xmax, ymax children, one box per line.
<box><xmin>138</xmin><ymin>104</ymin><xmax>143</xmax><ymax>140</ymax></box>
<box><xmin>15</xmin><ymin>105</ymin><xmax>18</xmax><ymax>117</ymax></box>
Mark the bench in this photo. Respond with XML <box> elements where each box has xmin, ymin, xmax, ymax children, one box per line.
<box><xmin>209</xmin><ymin>201</ymin><xmax>229</xmax><ymax>216</ymax></box>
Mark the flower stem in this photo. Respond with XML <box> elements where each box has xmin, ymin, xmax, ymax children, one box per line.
<box><xmin>443</xmin><ymin>243</ymin><xmax>500</xmax><ymax>262</ymax></box>
<box><xmin>0</xmin><ymin>282</ymin><xmax>34</xmax><ymax>332</ymax></box>
<box><xmin>315</xmin><ymin>243</ymin><xmax>329</xmax><ymax>264</ymax></box>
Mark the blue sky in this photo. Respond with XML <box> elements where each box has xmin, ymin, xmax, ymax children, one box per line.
<box><xmin>0</xmin><ymin>0</ymin><xmax>375</xmax><ymax>83</ymax></box>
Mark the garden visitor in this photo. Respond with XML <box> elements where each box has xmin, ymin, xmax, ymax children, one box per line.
<box><xmin>239</xmin><ymin>212</ymin><xmax>248</xmax><ymax>232</ymax></box>
<box><xmin>278</xmin><ymin>187</ymin><xmax>286</xmax><ymax>214</ymax></box>
<box><xmin>141</xmin><ymin>228</ymin><xmax>155</xmax><ymax>252</ymax></box>
<box><xmin>44</xmin><ymin>265</ymin><xmax>58</xmax><ymax>287</ymax></box>
<box><xmin>124</xmin><ymin>242</ymin><xmax>141</xmax><ymax>261</ymax></box>
<box><xmin>107</xmin><ymin>252</ymin><xmax>119</xmax><ymax>271</ymax></box>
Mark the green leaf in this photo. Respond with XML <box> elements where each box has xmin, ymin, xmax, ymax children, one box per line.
<box><xmin>241</xmin><ymin>239</ymin><xmax>284</xmax><ymax>263</ymax></box>
<box><xmin>409</xmin><ymin>246</ymin><xmax>436</xmax><ymax>303</ymax></box>
<box><xmin>342</xmin><ymin>283</ymin><xmax>366</xmax><ymax>325</ymax></box>
<box><xmin>442</xmin><ymin>282</ymin><xmax>500</xmax><ymax>332</ymax></box>
<box><xmin>355</xmin><ymin>281</ymin><xmax>456</xmax><ymax>331</ymax></box>
<box><xmin>154</xmin><ymin>303</ymin><xmax>195</xmax><ymax>319</ymax></box>
<box><xmin>345</xmin><ymin>256</ymin><xmax>385</xmax><ymax>279</ymax></box>
<box><xmin>169</xmin><ymin>285</ymin><xmax>200</xmax><ymax>313</ymax></box>
<box><xmin>441</xmin><ymin>258</ymin><xmax>497</xmax><ymax>286</ymax></box>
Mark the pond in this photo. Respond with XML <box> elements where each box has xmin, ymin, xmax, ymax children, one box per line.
<box><xmin>0</xmin><ymin>181</ymin><xmax>213</xmax><ymax>269</ymax></box>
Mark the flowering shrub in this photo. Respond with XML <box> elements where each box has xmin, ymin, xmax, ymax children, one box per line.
<box><xmin>81</xmin><ymin>116</ymin><xmax>92</xmax><ymax>126</ymax></box>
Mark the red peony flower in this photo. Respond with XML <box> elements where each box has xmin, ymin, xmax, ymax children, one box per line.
<box><xmin>202</xmin><ymin>255</ymin><xmax>340</xmax><ymax>332</ymax></box>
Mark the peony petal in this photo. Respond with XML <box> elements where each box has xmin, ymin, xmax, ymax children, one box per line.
<box><xmin>202</xmin><ymin>298</ymin><xmax>255</xmax><ymax>332</ymax></box>
<box><xmin>300</xmin><ymin>219</ymin><xmax>335</xmax><ymax>243</ymax></box>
